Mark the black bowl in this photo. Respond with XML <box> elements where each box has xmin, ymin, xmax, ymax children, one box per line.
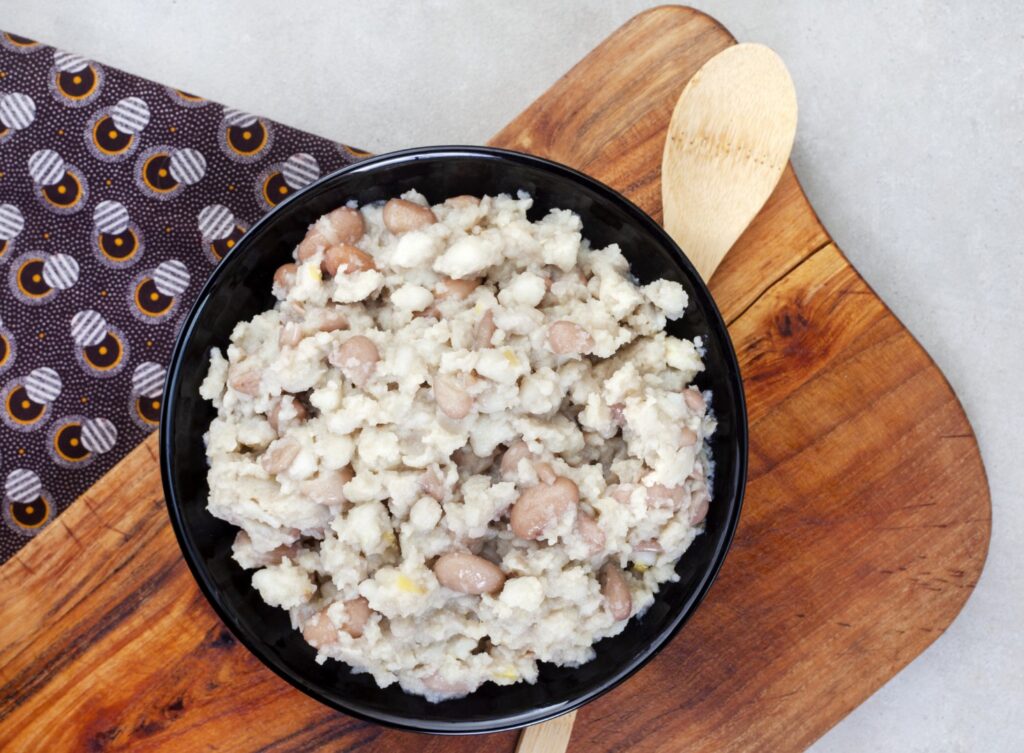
<box><xmin>160</xmin><ymin>146</ymin><xmax>747</xmax><ymax>734</ymax></box>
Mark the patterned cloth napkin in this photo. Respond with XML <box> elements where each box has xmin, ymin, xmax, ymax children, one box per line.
<box><xmin>0</xmin><ymin>30</ymin><xmax>366</xmax><ymax>562</ymax></box>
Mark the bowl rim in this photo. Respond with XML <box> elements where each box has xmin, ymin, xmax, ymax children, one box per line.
<box><xmin>160</xmin><ymin>145</ymin><xmax>748</xmax><ymax>734</ymax></box>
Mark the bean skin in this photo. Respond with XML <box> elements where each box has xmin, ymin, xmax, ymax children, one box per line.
<box><xmin>509</xmin><ymin>476</ymin><xmax>579</xmax><ymax>540</ymax></box>
<box><xmin>547</xmin><ymin>321</ymin><xmax>594</xmax><ymax>355</ymax></box>
<box><xmin>300</xmin><ymin>466</ymin><xmax>353</xmax><ymax>506</ymax></box>
<box><xmin>433</xmin><ymin>552</ymin><xmax>505</xmax><ymax>595</ymax></box>
<box><xmin>500</xmin><ymin>440</ymin><xmax>533</xmax><ymax>479</ymax></box>
<box><xmin>599</xmin><ymin>563</ymin><xmax>632</xmax><ymax>620</ymax></box>
<box><xmin>444</xmin><ymin>195</ymin><xmax>480</xmax><ymax>209</ymax></box>
<box><xmin>329</xmin><ymin>335</ymin><xmax>379</xmax><ymax>387</ymax></box>
<box><xmin>435</xmin><ymin>276</ymin><xmax>480</xmax><ymax>301</ymax></box>
<box><xmin>383</xmin><ymin>198</ymin><xmax>436</xmax><ymax>234</ymax></box>
<box><xmin>433</xmin><ymin>374</ymin><xmax>473</xmax><ymax>419</ymax></box>
<box><xmin>297</xmin><ymin>227</ymin><xmax>327</xmax><ymax>261</ymax></box>
<box><xmin>683</xmin><ymin>387</ymin><xmax>706</xmax><ymax>414</ymax></box>
<box><xmin>267</xmin><ymin>396</ymin><xmax>308</xmax><ymax>433</ymax></box>
<box><xmin>228</xmin><ymin>365</ymin><xmax>261</xmax><ymax>396</ymax></box>
<box><xmin>474</xmin><ymin>310</ymin><xmax>496</xmax><ymax>349</ymax></box>
<box><xmin>261</xmin><ymin>436</ymin><xmax>300</xmax><ymax>475</ymax></box>
<box><xmin>323</xmin><ymin>243</ymin><xmax>376</xmax><ymax>276</ymax></box>
<box><xmin>302</xmin><ymin>596</ymin><xmax>371</xmax><ymax>646</ymax></box>
<box><xmin>273</xmin><ymin>263</ymin><xmax>298</xmax><ymax>291</ymax></box>
<box><xmin>327</xmin><ymin>207</ymin><xmax>365</xmax><ymax>244</ymax></box>
<box><xmin>576</xmin><ymin>511</ymin><xmax>606</xmax><ymax>554</ymax></box>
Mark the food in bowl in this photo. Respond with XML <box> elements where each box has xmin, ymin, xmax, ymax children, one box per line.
<box><xmin>199</xmin><ymin>190</ymin><xmax>715</xmax><ymax>700</ymax></box>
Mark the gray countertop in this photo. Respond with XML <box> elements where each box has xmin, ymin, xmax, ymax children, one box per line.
<box><xmin>4</xmin><ymin>1</ymin><xmax>1021</xmax><ymax>751</ymax></box>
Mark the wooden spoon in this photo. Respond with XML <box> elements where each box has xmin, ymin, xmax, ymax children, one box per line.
<box><xmin>516</xmin><ymin>43</ymin><xmax>796</xmax><ymax>753</ymax></box>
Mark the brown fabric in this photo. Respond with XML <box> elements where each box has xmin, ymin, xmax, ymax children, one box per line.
<box><xmin>0</xmin><ymin>30</ymin><xmax>366</xmax><ymax>561</ymax></box>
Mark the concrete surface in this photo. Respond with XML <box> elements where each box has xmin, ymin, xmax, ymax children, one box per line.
<box><xmin>2</xmin><ymin>1</ymin><xmax>1021</xmax><ymax>751</ymax></box>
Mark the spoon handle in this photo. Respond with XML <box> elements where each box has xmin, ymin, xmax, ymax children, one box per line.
<box><xmin>515</xmin><ymin>710</ymin><xmax>577</xmax><ymax>753</ymax></box>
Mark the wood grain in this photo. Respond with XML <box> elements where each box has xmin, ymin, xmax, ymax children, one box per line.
<box><xmin>662</xmin><ymin>43</ymin><xmax>797</xmax><ymax>281</ymax></box>
<box><xmin>0</xmin><ymin>7</ymin><xmax>990</xmax><ymax>752</ymax></box>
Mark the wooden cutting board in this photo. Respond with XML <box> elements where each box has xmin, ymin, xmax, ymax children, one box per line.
<box><xmin>0</xmin><ymin>7</ymin><xmax>990</xmax><ymax>752</ymax></box>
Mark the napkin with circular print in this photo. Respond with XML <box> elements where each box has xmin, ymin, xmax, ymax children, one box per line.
<box><xmin>0</xmin><ymin>30</ymin><xmax>367</xmax><ymax>562</ymax></box>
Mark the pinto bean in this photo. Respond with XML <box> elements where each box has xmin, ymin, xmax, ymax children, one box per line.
<box><xmin>273</xmin><ymin>263</ymin><xmax>298</xmax><ymax>291</ymax></box>
<box><xmin>474</xmin><ymin>309</ymin><xmax>496</xmax><ymax>349</ymax></box>
<box><xmin>297</xmin><ymin>227</ymin><xmax>327</xmax><ymax>261</ymax></box>
<box><xmin>599</xmin><ymin>563</ymin><xmax>632</xmax><ymax>621</ymax></box>
<box><xmin>300</xmin><ymin>466</ymin><xmax>353</xmax><ymax>506</ymax></box>
<box><xmin>418</xmin><ymin>468</ymin><xmax>446</xmax><ymax>502</ymax></box>
<box><xmin>433</xmin><ymin>552</ymin><xmax>505</xmax><ymax>595</ymax></box>
<box><xmin>323</xmin><ymin>243</ymin><xmax>376</xmax><ymax>275</ymax></box>
<box><xmin>261</xmin><ymin>436</ymin><xmax>301</xmax><ymax>475</ymax></box>
<box><xmin>683</xmin><ymin>387</ymin><xmax>706</xmax><ymax>414</ymax></box>
<box><xmin>509</xmin><ymin>477</ymin><xmax>579</xmax><ymax>540</ymax></box>
<box><xmin>228</xmin><ymin>365</ymin><xmax>261</xmax><ymax>396</ymax></box>
<box><xmin>279</xmin><ymin>322</ymin><xmax>304</xmax><ymax>349</ymax></box>
<box><xmin>268</xmin><ymin>396</ymin><xmax>308</xmax><ymax>433</ymax></box>
<box><xmin>547</xmin><ymin>321</ymin><xmax>594</xmax><ymax>355</ymax></box>
<box><xmin>435</xmin><ymin>276</ymin><xmax>480</xmax><ymax>301</ymax></box>
<box><xmin>383</xmin><ymin>198</ymin><xmax>436</xmax><ymax>234</ymax></box>
<box><xmin>327</xmin><ymin>206</ymin><xmax>365</xmax><ymax>244</ymax></box>
<box><xmin>302</xmin><ymin>597</ymin><xmax>371</xmax><ymax>646</ymax></box>
<box><xmin>690</xmin><ymin>489</ymin><xmax>710</xmax><ymax>526</ymax></box>
<box><xmin>433</xmin><ymin>374</ymin><xmax>473</xmax><ymax>420</ymax></box>
<box><xmin>444</xmin><ymin>195</ymin><xmax>480</xmax><ymax>209</ymax></box>
<box><xmin>576</xmin><ymin>511</ymin><xmax>606</xmax><ymax>554</ymax></box>
<box><xmin>318</xmin><ymin>308</ymin><xmax>349</xmax><ymax>332</ymax></box>
<box><xmin>500</xmin><ymin>440</ymin><xmax>533</xmax><ymax>479</ymax></box>
<box><xmin>532</xmin><ymin>461</ymin><xmax>557</xmax><ymax>485</ymax></box>
<box><xmin>329</xmin><ymin>335</ymin><xmax>379</xmax><ymax>387</ymax></box>
<box><xmin>647</xmin><ymin>483</ymin><xmax>688</xmax><ymax>510</ymax></box>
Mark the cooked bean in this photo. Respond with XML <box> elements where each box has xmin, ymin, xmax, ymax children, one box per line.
<box><xmin>268</xmin><ymin>395</ymin><xmax>308</xmax><ymax>433</ymax></box>
<box><xmin>279</xmin><ymin>322</ymin><xmax>303</xmax><ymax>349</ymax></box>
<box><xmin>297</xmin><ymin>227</ymin><xmax>327</xmax><ymax>261</ymax></box>
<box><xmin>327</xmin><ymin>206</ymin><xmax>365</xmax><ymax>244</ymax></box>
<box><xmin>228</xmin><ymin>365</ymin><xmax>261</xmax><ymax>396</ymax></box>
<box><xmin>323</xmin><ymin>243</ymin><xmax>376</xmax><ymax>276</ymax></box>
<box><xmin>302</xmin><ymin>597</ymin><xmax>371</xmax><ymax>646</ymax></box>
<box><xmin>683</xmin><ymin>387</ymin><xmax>705</xmax><ymax>414</ymax></box>
<box><xmin>599</xmin><ymin>563</ymin><xmax>632</xmax><ymax>620</ymax></box>
<box><xmin>261</xmin><ymin>436</ymin><xmax>300</xmax><ymax>475</ymax></box>
<box><xmin>318</xmin><ymin>309</ymin><xmax>349</xmax><ymax>332</ymax></box>
<box><xmin>690</xmin><ymin>489</ymin><xmax>710</xmax><ymax>526</ymax></box>
<box><xmin>383</xmin><ymin>198</ymin><xmax>436</xmax><ymax>234</ymax></box>
<box><xmin>474</xmin><ymin>310</ymin><xmax>497</xmax><ymax>349</ymax></box>
<box><xmin>509</xmin><ymin>476</ymin><xmax>579</xmax><ymax>540</ymax></box>
<box><xmin>647</xmin><ymin>483</ymin><xmax>688</xmax><ymax>509</ymax></box>
<box><xmin>302</xmin><ymin>609</ymin><xmax>338</xmax><ymax>648</ymax></box>
<box><xmin>418</xmin><ymin>468</ymin><xmax>446</xmax><ymax>501</ymax></box>
<box><xmin>547</xmin><ymin>320</ymin><xmax>594</xmax><ymax>355</ymax></box>
<box><xmin>445</xmin><ymin>195</ymin><xmax>480</xmax><ymax>209</ymax></box>
<box><xmin>433</xmin><ymin>552</ymin><xmax>505</xmax><ymax>594</ymax></box>
<box><xmin>433</xmin><ymin>374</ymin><xmax>473</xmax><ymax>420</ymax></box>
<box><xmin>339</xmin><ymin>596</ymin><xmax>371</xmax><ymax>637</ymax></box>
<box><xmin>608</xmin><ymin>484</ymin><xmax>634</xmax><ymax>504</ymax></box>
<box><xmin>634</xmin><ymin>539</ymin><xmax>663</xmax><ymax>552</ymax></box>
<box><xmin>330</xmin><ymin>335</ymin><xmax>379</xmax><ymax>387</ymax></box>
<box><xmin>533</xmin><ymin>461</ymin><xmax>557</xmax><ymax>485</ymax></box>
<box><xmin>436</xmin><ymin>276</ymin><xmax>480</xmax><ymax>301</ymax></box>
<box><xmin>421</xmin><ymin>672</ymin><xmax>473</xmax><ymax>696</ymax></box>
<box><xmin>273</xmin><ymin>262</ymin><xmax>298</xmax><ymax>291</ymax></box>
<box><xmin>576</xmin><ymin>511</ymin><xmax>606</xmax><ymax>554</ymax></box>
<box><xmin>500</xmin><ymin>440</ymin><xmax>533</xmax><ymax>479</ymax></box>
<box><xmin>300</xmin><ymin>466</ymin><xmax>353</xmax><ymax>506</ymax></box>
<box><xmin>679</xmin><ymin>426</ymin><xmax>698</xmax><ymax>446</ymax></box>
